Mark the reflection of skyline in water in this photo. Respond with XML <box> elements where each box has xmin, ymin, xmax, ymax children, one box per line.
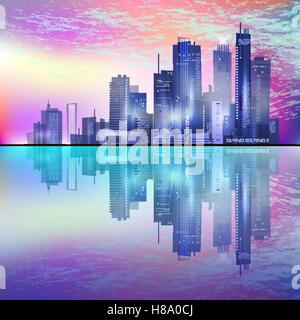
<box><xmin>26</xmin><ymin>147</ymin><xmax>280</xmax><ymax>275</ymax></box>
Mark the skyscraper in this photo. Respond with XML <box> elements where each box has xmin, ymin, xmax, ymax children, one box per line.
<box><xmin>67</xmin><ymin>103</ymin><xmax>77</xmax><ymax>144</ymax></box>
<box><xmin>41</xmin><ymin>101</ymin><xmax>63</xmax><ymax>144</ymax></box>
<box><xmin>33</xmin><ymin>122</ymin><xmax>46</xmax><ymax>144</ymax></box>
<box><xmin>82</xmin><ymin>110</ymin><xmax>96</xmax><ymax>144</ymax></box>
<box><xmin>128</xmin><ymin>85</ymin><xmax>147</xmax><ymax>131</ymax></box>
<box><xmin>154</xmin><ymin>54</ymin><xmax>173</xmax><ymax>130</ymax></box>
<box><xmin>212</xmin><ymin>101</ymin><xmax>223</xmax><ymax>144</ymax></box>
<box><xmin>109</xmin><ymin>75</ymin><xmax>130</xmax><ymax>132</ymax></box>
<box><xmin>251</xmin><ymin>57</ymin><xmax>271</xmax><ymax>139</ymax></box>
<box><xmin>173</xmin><ymin>38</ymin><xmax>202</xmax><ymax>131</ymax></box>
<box><xmin>213</xmin><ymin>44</ymin><xmax>232</xmax><ymax>117</ymax></box>
<box><xmin>235</xmin><ymin>24</ymin><xmax>255</xmax><ymax>140</ymax></box>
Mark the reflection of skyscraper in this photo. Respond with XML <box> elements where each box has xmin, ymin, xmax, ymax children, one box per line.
<box><xmin>172</xmin><ymin>166</ymin><xmax>202</xmax><ymax>259</ymax></box>
<box><xmin>109</xmin><ymin>75</ymin><xmax>130</xmax><ymax>132</ymax></box>
<box><xmin>213</xmin><ymin>44</ymin><xmax>232</xmax><ymax>117</ymax></box>
<box><xmin>154</xmin><ymin>54</ymin><xmax>173</xmax><ymax>130</ymax></box>
<box><xmin>109</xmin><ymin>165</ymin><xmax>129</xmax><ymax>221</ymax></box>
<box><xmin>212</xmin><ymin>149</ymin><xmax>232</xmax><ymax>252</ymax></box>
<box><xmin>173</xmin><ymin>38</ymin><xmax>202</xmax><ymax>131</ymax></box>
<box><xmin>154</xmin><ymin>165</ymin><xmax>174</xmax><ymax>226</ymax></box>
<box><xmin>235</xmin><ymin>24</ymin><xmax>255</xmax><ymax>140</ymax></box>
<box><xmin>235</xmin><ymin>157</ymin><xmax>252</xmax><ymax>274</ymax></box>
<box><xmin>67</xmin><ymin>148</ymin><xmax>77</xmax><ymax>191</ymax></box>
<box><xmin>129</xmin><ymin>164</ymin><xmax>148</xmax><ymax>203</ymax></box>
<box><xmin>251</xmin><ymin>157</ymin><xmax>271</xmax><ymax>240</ymax></box>
<box><xmin>251</xmin><ymin>57</ymin><xmax>271</xmax><ymax>139</ymax></box>
<box><xmin>40</xmin><ymin>147</ymin><xmax>63</xmax><ymax>191</ymax></box>
<box><xmin>67</xmin><ymin>103</ymin><xmax>78</xmax><ymax>144</ymax></box>
<box><xmin>41</xmin><ymin>101</ymin><xmax>63</xmax><ymax>144</ymax></box>
<box><xmin>213</xmin><ymin>189</ymin><xmax>232</xmax><ymax>253</ymax></box>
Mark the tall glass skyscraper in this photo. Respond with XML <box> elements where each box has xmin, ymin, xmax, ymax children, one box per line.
<box><xmin>41</xmin><ymin>101</ymin><xmax>63</xmax><ymax>144</ymax></box>
<box><xmin>251</xmin><ymin>57</ymin><xmax>271</xmax><ymax>139</ymax></box>
<box><xmin>82</xmin><ymin>110</ymin><xmax>96</xmax><ymax>145</ymax></box>
<box><xmin>173</xmin><ymin>38</ymin><xmax>202</xmax><ymax>131</ymax></box>
<box><xmin>154</xmin><ymin>55</ymin><xmax>173</xmax><ymax>130</ymax></box>
<box><xmin>235</xmin><ymin>24</ymin><xmax>255</xmax><ymax>140</ymax></box>
<box><xmin>213</xmin><ymin>44</ymin><xmax>232</xmax><ymax>117</ymax></box>
<box><xmin>67</xmin><ymin>103</ymin><xmax>77</xmax><ymax>144</ymax></box>
<box><xmin>109</xmin><ymin>75</ymin><xmax>130</xmax><ymax>132</ymax></box>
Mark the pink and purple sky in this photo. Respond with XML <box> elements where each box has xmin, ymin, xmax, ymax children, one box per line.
<box><xmin>0</xmin><ymin>0</ymin><xmax>299</xmax><ymax>143</ymax></box>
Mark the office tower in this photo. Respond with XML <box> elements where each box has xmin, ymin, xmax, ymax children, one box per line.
<box><xmin>27</xmin><ymin>132</ymin><xmax>34</xmax><ymax>144</ymax></box>
<box><xmin>251</xmin><ymin>57</ymin><xmax>271</xmax><ymax>139</ymax></box>
<box><xmin>269</xmin><ymin>119</ymin><xmax>279</xmax><ymax>144</ymax></box>
<box><xmin>82</xmin><ymin>110</ymin><xmax>96</xmax><ymax>144</ymax></box>
<box><xmin>224</xmin><ymin>103</ymin><xmax>236</xmax><ymax>143</ymax></box>
<box><xmin>200</xmin><ymin>85</ymin><xmax>214</xmax><ymax>143</ymax></box>
<box><xmin>67</xmin><ymin>103</ymin><xmax>78</xmax><ymax>144</ymax></box>
<box><xmin>41</xmin><ymin>101</ymin><xmax>63</xmax><ymax>144</ymax></box>
<box><xmin>33</xmin><ymin>122</ymin><xmax>46</xmax><ymax>144</ymax></box>
<box><xmin>128</xmin><ymin>85</ymin><xmax>147</xmax><ymax>132</ymax></box>
<box><xmin>129</xmin><ymin>86</ymin><xmax>147</xmax><ymax>115</ymax></box>
<box><xmin>235</xmin><ymin>24</ymin><xmax>255</xmax><ymax>140</ymax></box>
<box><xmin>213</xmin><ymin>44</ymin><xmax>232</xmax><ymax>117</ymax></box>
<box><xmin>109</xmin><ymin>75</ymin><xmax>130</xmax><ymax>132</ymax></box>
<box><xmin>154</xmin><ymin>54</ymin><xmax>173</xmax><ymax>130</ymax></box>
<box><xmin>70</xmin><ymin>129</ymin><xmax>83</xmax><ymax>145</ymax></box>
<box><xmin>212</xmin><ymin>101</ymin><xmax>223</xmax><ymax>144</ymax></box>
<box><xmin>95</xmin><ymin>118</ymin><xmax>106</xmax><ymax>135</ymax></box>
<box><xmin>173</xmin><ymin>38</ymin><xmax>202</xmax><ymax>131</ymax></box>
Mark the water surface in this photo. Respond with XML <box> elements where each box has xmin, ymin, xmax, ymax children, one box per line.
<box><xmin>0</xmin><ymin>146</ymin><xmax>300</xmax><ymax>300</ymax></box>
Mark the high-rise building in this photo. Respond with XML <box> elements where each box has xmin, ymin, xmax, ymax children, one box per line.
<box><xmin>154</xmin><ymin>54</ymin><xmax>173</xmax><ymax>130</ymax></box>
<box><xmin>109</xmin><ymin>75</ymin><xmax>130</xmax><ymax>132</ymax></box>
<box><xmin>67</xmin><ymin>103</ymin><xmax>78</xmax><ymax>144</ymax></box>
<box><xmin>213</xmin><ymin>44</ymin><xmax>232</xmax><ymax>117</ymax></box>
<box><xmin>251</xmin><ymin>57</ymin><xmax>271</xmax><ymax>139</ymax></box>
<box><xmin>235</xmin><ymin>24</ymin><xmax>255</xmax><ymax>140</ymax></box>
<box><xmin>235</xmin><ymin>155</ymin><xmax>253</xmax><ymax>274</ymax></box>
<box><xmin>212</xmin><ymin>101</ymin><xmax>223</xmax><ymax>144</ymax></box>
<box><xmin>128</xmin><ymin>85</ymin><xmax>147</xmax><ymax>132</ymax></box>
<box><xmin>269</xmin><ymin>119</ymin><xmax>279</xmax><ymax>144</ymax></box>
<box><xmin>82</xmin><ymin>110</ymin><xmax>97</xmax><ymax>144</ymax></box>
<box><xmin>41</xmin><ymin>101</ymin><xmax>63</xmax><ymax>144</ymax></box>
<box><xmin>173</xmin><ymin>38</ymin><xmax>202</xmax><ymax>131</ymax></box>
<box><xmin>33</xmin><ymin>122</ymin><xmax>46</xmax><ymax>144</ymax></box>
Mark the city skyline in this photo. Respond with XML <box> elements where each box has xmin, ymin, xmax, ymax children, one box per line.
<box><xmin>0</xmin><ymin>1</ymin><xmax>299</xmax><ymax>144</ymax></box>
<box><xmin>26</xmin><ymin>25</ymin><xmax>280</xmax><ymax>145</ymax></box>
